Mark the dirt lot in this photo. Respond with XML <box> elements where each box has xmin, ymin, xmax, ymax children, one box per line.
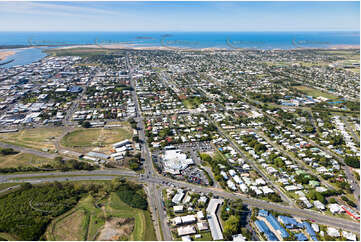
<box><xmin>97</xmin><ymin>217</ymin><xmax>134</xmax><ymax>241</ymax></box>
<box><xmin>52</xmin><ymin>209</ymin><xmax>86</xmax><ymax>241</ymax></box>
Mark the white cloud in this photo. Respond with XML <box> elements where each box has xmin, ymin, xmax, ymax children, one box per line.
<box><xmin>0</xmin><ymin>2</ymin><xmax>120</xmax><ymax>18</ymax></box>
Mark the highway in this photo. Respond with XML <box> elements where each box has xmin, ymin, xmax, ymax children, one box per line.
<box><xmin>0</xmin><ymin>169</ymin><xmax>359</xmax><ymax>233</ymax></box>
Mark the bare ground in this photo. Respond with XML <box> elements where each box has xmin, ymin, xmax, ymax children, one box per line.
<box><xmin>97</xmin><ymin>217</ymin><xmax>134</xmax><ymax>241</ymax></box>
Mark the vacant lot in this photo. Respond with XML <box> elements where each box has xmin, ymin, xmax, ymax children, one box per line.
<box><xmin>46</xmin><ymin>189</ymin><xmax>155</xmax><ymax>241</ymax></box>
<box><xmin>0</xmin><ymin>233</ymin><xmax>19</xmax><ymax>241</ymax></box>
<box><xmin>50</xmin><ymin>209</ymin><xmax>87</xmax><ymax>241</ymax></box>
<box><xmin>60</xmin><ymin>126</ymin><xmax>132</xmax><ymax>153</ymax></box>
<box><xmin>294</xmin><ymin>86</ymin><xmax>338</xmax><ymax>99</ymax></box>
<box><xmin>0</xmin><ymin>128</ymin><xmax>63</xmax><ymax>151</ymax></box>
<box><xmin>182</xmin><ymin>97</ymin><xmax>202</xmax><ymax>109</ymax></box>
<box><xmin>106</xmin><ymin>193</ymin><xmax>156</xmax><ymax>241</ymax></box>
<box><xmin>46</xmin><ymin>48</ymin><xmax>120</xmax><ymax>57</ymax></box>
<box><xmin>46</xmin><ymin>195</ymin><xmax>105</xmax><ymax>241</ymax></box>
<box><xmin>97</xmin><ymin>217</ymin><xmax>134</xmax><ymax>240</ymax></box>
<box><xmin>0</xmin><ymin>153</ymin><xmax>53</xmax><ymax>168</ymax></box>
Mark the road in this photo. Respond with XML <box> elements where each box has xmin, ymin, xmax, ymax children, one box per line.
<box><xmin>1</xmin><ymin>170</ymin><xmax>359</xmax><ymax>233</ymax></box>
<box><xmin>258</xmin><ymin>131</ymin><xmax>337</xmax><ymax>191</ymax></box>
<box><xmin>263</xmin><ymin>112</ymin><xmax>360</xmax><ymax>206</ymax></box>
<box><xmin>0</xmin><ymin>141</ymin><xmax>58</xmax><ymax>160</ymax></box>
<box><xmin>126</xmin><ymin>52</ymin><xmax>171</xmax><ymax>241</ymax></box>
<box><xmin>340</xmin><ymin>115</ymin><xmax>360</xmax><ymax>143</ymax></box>
<box><xmin>205</xmin><ymin>114</ymin><xmax>294</xmax><ymax>206</ymax></box>
<box><xmin>0</xmin><ymin>52</ymin><xmax>359</xmax><ymax>237</ymax></box>
<box><xmin>182</xmin><ymin>148</ymin><xmax>220</xmax><ymax>188</ymax></box>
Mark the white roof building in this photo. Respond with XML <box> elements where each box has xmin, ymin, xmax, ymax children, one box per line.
<box><xmin>172</xmin><ymin>190</ymin><xmax>185</xmax><ymax>204</ymax></box>
<box><xmin>311</xmin><ymin>223</ymin><xmax>319</xmax><ymax>233</ymax></box>
<box><xmin>314</xmin><ymin>200</ymin><xmax>326</xmax><ymax>210</ymax></box>
<box><xmin>328</xmin><ymin>203</ymin><xmax>343</xmax><ymax>214</ymax></box>
<box><xmin>197</xmin><ymin>211</ymin><xmax>205</xmax><ymax>220</ymax></box>
<box><xmin>177</xmin><ymin>225</ymin><xmax>196</xmax><ymax>236</ymax></box>
<box><xmin>181</xmin><ymin>235</ymin><xmax>192</xmax><ymax>242</ymax></box>
<box><xmin>181</xmin><ymin>215</ymin><xmax>196</xmax><ymax>224</ymax></box>
<box><xmin>207</xmin><ymin>199</ymin><xmax>224</xmax><ymax>241</ymax></box>
<box><xmin>327</xmin><ymin>227</ymin><xmax>340</xmax><ymax>237</ymax></box>
<box><xmin>162</xmin><ymin>149</ymin><xmax>194</xmax><ymax>174</ymax></box>
<box><xmin>199</xmin><ymin>196</ymin><xmax>208</xmax><ymax>204</ymax></box>
<box><xmin>197</xmin><ymin>222</ymin><xmax>209</xmax><ymax>231</ymax></box>
<box><xmin>232</xmin><ymin>234</ymin><xmax>246</xmax><ymax>241</ymax></box>
<box><xmin>174</xmin><ymin>205</ymin><xmax>184</xmax><ymax>213</ymax></box>
<box><xmin>342</xmin><ymin>231</ymin><xmax>356</xmax><ymax>241</ymax></box>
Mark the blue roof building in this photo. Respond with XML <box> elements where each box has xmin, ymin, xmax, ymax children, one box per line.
<box><xmin>259</xmin><ymin>209</ymin><xmax>269</xmax><ymax>217</ymax></box>
<box><xmin>295</xmin><ymin>233</ymin><xmax>308</xmax><ymax>241</ymax></box>
<box><xmin>69</xmin><ymin>86</ymin><xmax>83</xmax><ymax>93</ymax></box>
<box><xmin>255</xmin><ymin>220</ymin><xmax>278</xmax><ymax>241</ymax></box>
<box><xmin>278</xmin><ymin>215</ymin><xmax>304</xmax><ymax>229</ymax></box>
<box><xmin>266</xmin><ymin>214</ymin><xmax>289</xmax><ymax>238</ymax></box>
<box><xmin>302</xmin><ymin>222</ymin><xmax>318</xmax><ymax>241</ymax></box>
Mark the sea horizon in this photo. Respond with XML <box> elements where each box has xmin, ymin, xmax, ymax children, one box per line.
<box><xmin>0</xmin><ymin>31</ymin><xmax>359</xmax><ymax>50</ymax></box>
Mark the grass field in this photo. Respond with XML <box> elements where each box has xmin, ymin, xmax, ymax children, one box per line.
<box><xmin>51</xmin><ymin>209</ymin><xmax>87</xmax><ymax>241</ymax></box>
<box><xmin>0</xmin><ymin>183</ymin><xmax>21</xmax><ymax>191</ymax></box>
<box><xmin>45</xmin><ymin>47</ymin><xmax>121</xmax><ymax>57</ymax></box>
<box><xmin>45</xmin><ymin>195</ymin><xmax>105</xmax><ymax>241</ymax></box>
<box><xmin>182</xmin><ymin>97</ymin><xmax>202</xmax><ymax>109</ymax></box>
<box><xmin>0</xmin><ymin>233</ymin><xmax>19</xmax><ymax>241</ymax></box>
<box><xmin>46</xmin><ymin>189</ymin><xmax>156</xmax><ymax>241</ymax></box>
<box><xmin>294</xmin><ymin>86</ymin><xmax>338</xmax><ymax>99</ymax></box>
<box><xmin>0</xmin><ymin>128</ymin><xmax>64</xmax><ymax>151</ymax></box>
<box><xmin>0</xmin><ymin>153</ymin><xmax>54</xmax><ymax>168</ymax></box>
<box><xmin>107</xmin><ymin>193</ymin><xmax>157</xmax><ymax>241</ymax></box>
<box><xmin>192</xmin><ymin>231</ymin><xmax>213</xmax><ymax>241</ymax></box>
<box><xmin>60</xmin><ymin>126</ymin><xmax>132</xmax><ymax>153</ymax></box>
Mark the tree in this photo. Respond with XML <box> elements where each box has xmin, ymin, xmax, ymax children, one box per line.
<box><xmin>255</xmin><ymin>143</ymin><xmax>266</xmax><ymax>153</ymax></box>
<box><xmin>132</xmin><ymin>135</ymin><xmax>139</xmax><ymax>143</ymax></box>
<box><xmin>223</xmin><ymin>215</ymin><xmax>240</xmax><ymax>240</ymax></box>
<box><xmin>81</xmin><ymin>121</ymin><xmax>91</xmax><ymax>128</ymax></box>
<box><xmin>0</xmin><ymin>148</ymin><xmax>18</xmax><ymax>155</ymax></box>
<box><xmin>345</xmin><ymin>156</ymin><xmax>360</xmax><ymax>168</ymax></box>
<box><xmin>54</xmin><ymin>156</ymin><xmax>64</xmax><ymax>164</ymax></box>
<box><xmin>129</xmin><ymin>158</ymin><xmax>140</xmax><ymax>171</ymax></box>
<box><xmin>20</xmin><ymin>183</ymin><xmax>33</xmax><ymax>190</ymax></box>
<box><xmin>268</xmin><ymin>193</ymin><xmax>282</xmax><ymax>202</ymax></box>
<box><xmin>315</xmin><ymin>192</ymin><xmax>326</xmax><ymax>204</ymax></box>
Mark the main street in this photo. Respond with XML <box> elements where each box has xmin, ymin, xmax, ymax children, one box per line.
<box><xmin>126</xmin><ymin>52</ymin><xmax>172</xmax><ymax>241</ymax></box>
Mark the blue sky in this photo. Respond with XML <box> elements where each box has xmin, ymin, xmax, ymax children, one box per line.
<box><xmin>0</xmin><ymin>1</ymin><xmax>359</xmax><ymax>31</ymax></box>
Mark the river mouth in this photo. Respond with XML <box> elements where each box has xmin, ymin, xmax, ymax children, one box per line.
<box><xmin>0</xmin><ymin>47</ymin><xmax>48</xmax><ymax>68</ymax></box>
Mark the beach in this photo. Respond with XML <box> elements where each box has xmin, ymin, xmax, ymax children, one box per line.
<box><xmin>0</xmin><ymin>51</ymin><xmax>15</xmax><ymax>61</ymax></box>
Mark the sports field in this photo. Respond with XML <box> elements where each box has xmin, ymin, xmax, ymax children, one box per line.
<box><xmin>0</xmin><ymin>128</ymin><xmax>63</xmax><ymax>151</ymax></box>
<box><xmin>0</xmin><ymin>153</ymin><xmax>54</xmax><ymax>169</ymax></box>
<box><xmin>60</xmin><ymin>126</ymin><xmax>132</xmax><ymax>153</ymax></box>
<box><xmin>294</xmin><ymin>86</ymin><xmax>338</xmax><ymax>99</ymax></box>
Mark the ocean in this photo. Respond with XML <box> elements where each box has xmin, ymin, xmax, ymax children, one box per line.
<box><xmin>0</xmin><ymin>31</ymin><xmax>359</xmax><ymax>49</ymax></box>
<box><xmin>0</xmin><ymin>31</ymin><xmax>359</xmax><ymax>68</ymax></box>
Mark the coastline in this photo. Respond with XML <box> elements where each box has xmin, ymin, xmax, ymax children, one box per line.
<box><xmin>0</xmin><ymin>51</ymin><xmax>16</xmax><ymax>61</ymax></box>
<box><xmin>52</xmin><ymin>43</ymin><xmax>360</xmax><ymax>52</ymax></box>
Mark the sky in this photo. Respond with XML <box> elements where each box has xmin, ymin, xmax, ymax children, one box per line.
<box><xmin>0</xmin><ymin>1</ymin><xmax>359</xmax><ymax>32</ymax></box>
